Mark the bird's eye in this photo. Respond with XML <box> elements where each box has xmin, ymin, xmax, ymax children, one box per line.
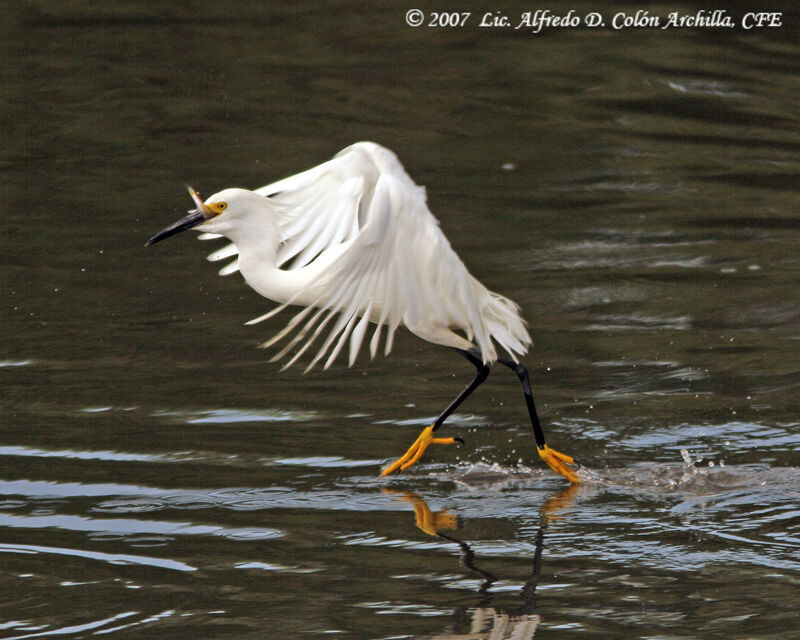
<box><xmin>217</xmin><ymin>202</ymin><xmax>227</xmax><ymax>211</ymax></box>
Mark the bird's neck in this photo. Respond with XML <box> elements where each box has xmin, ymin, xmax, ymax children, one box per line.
<box><xmin>229</xmin><ymin>218</ymin><xmax>324</xmax><ymax>307</ymax></box>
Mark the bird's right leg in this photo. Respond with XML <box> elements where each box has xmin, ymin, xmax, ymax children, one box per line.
<box><xmin>498</xmin><ymin>358</ymin><xmax>581</xmax><ymax>483</ymax></box>
<box><xmin>381</xmin><ymin>349</ymin><xmax>489</xmax><ymax>476</ymax></box>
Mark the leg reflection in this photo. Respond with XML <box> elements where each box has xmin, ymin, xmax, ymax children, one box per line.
<box><xmin>435</xmin><ymin>530</ymin><xmax>497</xmax><ymax>597</ymax></box>
<box><xmin>386</xmin><ymin>485</ymin><xmax>579</xmax><ymax>639</ymax></box>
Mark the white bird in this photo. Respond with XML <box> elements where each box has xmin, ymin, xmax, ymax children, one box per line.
<box><xmin>147</xmin><ymin>142</ymin><xmax>580</xmax><ymax>482</ymax></box>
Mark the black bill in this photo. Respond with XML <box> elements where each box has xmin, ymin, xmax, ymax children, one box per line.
<box><xmin>146</xmin><ymin>210</ymin><xmax>207</xmax><ymax>246</ymax></box>
<box><xmin>146</xmin><ymin>187</ymin><xmax>210</xmax><ymax>246</ymax></box>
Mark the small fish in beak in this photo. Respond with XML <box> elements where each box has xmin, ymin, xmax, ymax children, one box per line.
<box><xmin>146</xmin><ymin>187</ymin><xmax>213</xmax><ymax>247</ymax></box>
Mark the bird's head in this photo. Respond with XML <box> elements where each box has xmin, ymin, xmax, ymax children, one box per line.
<box><xmin>146</xmin><ymin>187</ymin><xmax>268</xmax><ymax>246</ymax></box>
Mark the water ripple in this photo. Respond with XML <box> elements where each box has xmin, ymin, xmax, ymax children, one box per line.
<box><xmin>154</xmin><ymin>408</ymin><xmax>318</xmax><ymax>424</ymax></box>
<box><xmin>0</xmin><ymin>542</ymin><xmax>195</xmax><ymax>572</ymax></box>
<box><xmin>0</xmin><ymin>512</ymin><xmax>283</xmax><ymax>542</ymax></box>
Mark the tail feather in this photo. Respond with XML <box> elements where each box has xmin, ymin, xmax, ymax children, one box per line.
<box><xmin>476</xmin><ymin>287</ymin><xmax>531</xmax><ymax>363</ymax></box>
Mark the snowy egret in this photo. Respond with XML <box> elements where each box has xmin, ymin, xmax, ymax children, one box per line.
<box><xmin>147</xmin><ymin>142</ymin><xmax>580</xmax><ymax>483</ymax></box>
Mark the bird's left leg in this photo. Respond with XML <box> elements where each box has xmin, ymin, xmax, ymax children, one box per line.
<box><xmin>498</xmin><ymin>358</ymin><xmax>581</xmax><ymax>484</ymax></box>
<box><xmin>381</xmin><ymin>350</ymin><xmax>489</xmax><ymax>476</ymax></box>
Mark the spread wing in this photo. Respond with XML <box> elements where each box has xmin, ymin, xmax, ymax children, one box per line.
<box><xmin>200</xmin><ymin>142</ymin><xmax>529</xmax><ymax>371</ymax></box>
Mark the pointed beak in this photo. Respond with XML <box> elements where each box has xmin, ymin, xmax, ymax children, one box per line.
<box><xmin>146</xmin><ymin>187</ymin><xmax>212</xmax><ymax>247</ymax></box>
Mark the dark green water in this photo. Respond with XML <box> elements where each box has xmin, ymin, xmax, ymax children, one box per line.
<box><xmin>3</xmin><ymin>2</ymin><xmax>800</xmax><ymax>638</ymax></box>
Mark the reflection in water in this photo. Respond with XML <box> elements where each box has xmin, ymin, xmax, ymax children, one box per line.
<box><xmin>387</xmin><ymin>486</ymin><xmax>579</xmax><ymax>639</ymax></box>
<box><xmin>389</xmin><ymin>490</ymin><xmax>460</xmax><ymax>537</ymax></box>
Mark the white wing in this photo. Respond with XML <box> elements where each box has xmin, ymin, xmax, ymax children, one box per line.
<box><xmin>203</xmin><ymin>142</ymin><xmax>530</xmax><ymax>370</ymax></box>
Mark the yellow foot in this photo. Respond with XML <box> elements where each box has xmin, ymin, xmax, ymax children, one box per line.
<box><xmin>538</xmin><ymin>445</ymin><xmax>581</xmax><ymax>484</ymax></box>
<box><xmin>380</xmin><ymin>425</ymin><xmax>460</xmax><ymax>477</ymax></box>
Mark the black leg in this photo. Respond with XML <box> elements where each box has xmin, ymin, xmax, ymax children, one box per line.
<box><xmin>497</xmin><ymin>358</ymin><xmax>546</xmax><ymax>448</ymax></box>
<box><xmin>497</xmin><ymin>358</ymin><xmax>581</xmax><ymax>482</ymax></box>
<box><xmin>380</xmin><ymin>349</ymin><xmax>490</xmax><ymax>476</ymax></box>
<box><xmin>431</xmin><ymin>349</ymin><xmax>491</xmax><ymax>433</ymax></box>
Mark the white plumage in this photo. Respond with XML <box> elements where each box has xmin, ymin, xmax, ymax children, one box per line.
<box><xmin>146</xmin><ymin>142</ymin><xmax>580</xmax><ymax>483</ymax></box>
<box><xmin>196</xmin><ymin>142</ymin><xmax>531</xmax><ymax>372</ymax></box>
